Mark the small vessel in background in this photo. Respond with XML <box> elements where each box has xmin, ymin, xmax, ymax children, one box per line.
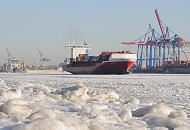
<box><xmin>2</xmin><ymin>58</ymin><xmax>26</xmax><ymax>73</ymax></box>
<box><xmin>0</xmin><ymin>49</ymin><xmax>26</xmax><ymax>73</ymax></box>
<box><xmin>62</xmin><ymin>41</ymin><xmax>136</xmax><ymax>74</ymax></box>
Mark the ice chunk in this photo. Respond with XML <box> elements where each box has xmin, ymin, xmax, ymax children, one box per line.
<box><xmin>146</xmin><ymin>102</ymin><xmax>173</xmax><ymax>116</ymax></box>
<box><xmin>33</xmin><ymin>84</ymin><xmax>51</xmax><ymax>94</ymax></box>
<box><xmin>55</xmin><ymin>82</ymin><xmax>89</xmax><ymax>101</ymax></box>
<box><xmin>94</xmin><ymin>115</ymin><xmax>107</xmax><ymax>123</ymax></box>
<box><xmin>6</xmin><ymin>99</ymin><xmax>27</xmax><ymax>105</ymax></box>
<box><xmin>143</xmin><ymin>116</ymin><xmax>168</xmax><ymax>127</ymax></box>
<box><xmin>27</xmin><ymin>107</ymin><xmax>57</xmax><ymax>120</ymax></box>
<box><xmin>0</xmin><ymin>112</ymin><xmax>11</xmax><ymax>126</ymax></box>
<box><xmin>125</xmin><ymin>127</ymin><xmax>147</xmax><ymax>130</ymax></box>
<box><xmin>74</xmin><ymin>124</ymin><xmax>89</xmax><ymax>130</ymax></box>
<box><xmin>91</xmin><ymin>104</ymin><xmax>108</xmax><ymax>110</ymax></box>
<box><xmin>90</xmin><ymin>108</ymin><xmax>103</xmax><ymax>117</ymax></box>
<box><xmin>1</xmin><ymin>118</ymin><xmax>74</xmax><ymax>130</ymax></box>
<box><xmin>88</xmin><ymin>124</ymin><xmax>105</xmax><ymax>130</ymax></box>
<box><xmin>87</xmin><ymin>89</ymin><xmax>97</xmax><ymax>96</ymax></box>
<box><xmin>23</xmin><ymin>83</ymin><xmax>35</xmax><ymax>87</ymax></box>
<box><xmin>143</xmin><ymin>116</ymin><xmax>188</xmax><ymax>129</ymax></box>
<box><xmin>132</xmin><ymin>102</ymin><xmax>172</xmax><ymax>117</ymax></box>
<box><xmin>0</xmin><ymin>89</ymin><xmax>21</xmax><ymax>101</ymax></box>
<box><xmin>128</xmin><ymin>98</ymin><xmax>140</xmax><ymax>106</ymax></box>
<box><xmin>58</xmin><ymin>114</ymin><xmax>89</xmax><ymax>130</ymax></box>
<box><xmin>168</xmin><ymin>111</ymin><xmax>187</xmax><ymax>120</ymax></box>
<box><xmin>132</xmin><ymin>107</ymin><xmax>149</xmax><ymax>117</ymax></box>
<box><xmin>0</xmin><ymin>79</ymin><xmax>5</xmax><ymax>86</ymax></box>
<box><xmin>125</xmin><ymin>98</ymin><xmax>140</xmax><ymax>110</ymax></box>
<box><xmin>125</xmin><ymin>119</ymin><xmax>147</xmax><ymax>130</ymax></box>
<box><xmin>80</xmin><ymin>105</ymin><xmax>92</xmax><ymax>113</ymax></box>
<box><xmin>174</xmin><ymin>125</ymin><xmax>190</xmax><ymax>130</ymax></box>
<box><xmin>80</xmin><ymin>104</ymin><xmax>108</xmax><ymax>117</ymax></box>
<box><xmin>166</xmin><ymin>118</ymin><xmax>188</xmax><ymax>129</ymax></box>
<box><xmin>33</xmin><ymin>84</ymin><xmax>62</xmax><ymax>100</ymax></box>
<box><xmin>0</xmin><ymin>99</ymin><xmax>33</xmax><ymax>121</ymax></box>
<box><xmin>151</xmin><ymin>127</ymin><xmax>168</xmax><ymax>130</ymax></box>
<box><xmin>98</xmin><ymin>91</ymin><xmax>119</xmax><ymax>103</ymax></box>
<box><xmin>118</xmin><ymin>109</ymin><xmax>132</xmax><ymax>122</ymax></box>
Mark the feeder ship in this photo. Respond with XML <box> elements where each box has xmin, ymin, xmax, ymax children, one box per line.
<box><xmin>62</xmin><ymin>42</ymin><xmax>136</xmax><ymax>74</ymax></box>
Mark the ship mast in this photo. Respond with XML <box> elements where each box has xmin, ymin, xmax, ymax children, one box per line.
<box><xmin>6</xmin><ymin>48</ymin><xmax>11</xmax><ymax>65</ymax></box>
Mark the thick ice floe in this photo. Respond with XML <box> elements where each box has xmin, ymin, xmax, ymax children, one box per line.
<box><xmin>97</xmin><ymin>91</ymin><xmax>120</xmax><ymax>103</ymax></box>
<box><xmin>132</xmin><ymin>102</ymin><xmax>173</xmax><ymax>117</ymax></box>
<box><xmin>0</xmin><ymin>73</ymin><xmax>190</xmax><ymax>130</ymax></box>
<box><xmin>3</xmin><ymin>118</ymin><xmax>72</xmax><ymax>130</ymax></box>
<box><xmin>53</xmin><ymin>82</ymin><xmax>89</xmax><ymax>101</ymax></box>
<box><xmin>0</xmin><ymin>89</ymin><xmax>21</xmax><ymax>102</ymax></box>
<box><xmin>118</xmin><ymin>109</ymin><xmax>132</xmax><ymax>121</ymax></box>
<box><xmin>0</xmin><ymin>79</ymin><xmax>5</xmax><ymax>86</ymax></box>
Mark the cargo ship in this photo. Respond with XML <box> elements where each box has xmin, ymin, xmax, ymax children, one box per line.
<box><xmin>62</xmin><ymin>42</ymin><xmax>136</xmax><ymax>74</ymax></box>
<box><xmin>162</xmin><ymin>61</ymin><xmax>190</xmax><ymax>74</ymax></box>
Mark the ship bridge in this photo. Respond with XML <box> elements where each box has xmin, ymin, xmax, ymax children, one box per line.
<box><xmin>65</xmin><ymin>41</ymin><xmax>91</xmax><ymax>60</ymax></box>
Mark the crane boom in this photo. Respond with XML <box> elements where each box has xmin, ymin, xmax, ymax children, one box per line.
<box><xmin>155</xmin><ymin>9</ymin><xmax>166</xmax><ymax>41</ymax></box>
<box><xmin>38</xmin><ymin>48</ymin><xmax>43</xmax><ymax>58</ymax></box>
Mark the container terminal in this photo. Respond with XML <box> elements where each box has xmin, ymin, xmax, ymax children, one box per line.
<box><xmin>122</xmin><ymin>9</ymin><xmax>190</xmax><ymax>74</ymax></box>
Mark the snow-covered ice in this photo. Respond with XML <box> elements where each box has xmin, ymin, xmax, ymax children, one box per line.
<box><xmin>0</xmin><ymin>72</ymin><xmax>190</xmax><ymax>130</ymax></box>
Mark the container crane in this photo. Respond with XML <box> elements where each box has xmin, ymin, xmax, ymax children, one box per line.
<box><xmin>155</xmin><ymin>9</ymin><xmax>167</xmax><ymax>41</ymax></box>
<box><xmin>155</xmin><ymin>9</ymin><xmax>190</xmax><ymax>62</ymax></box>
<box><xmin>38</xmin><ymin>48</ymin><xmax>50</xmax><ymax>68</ymax></box>
<box><xmin>122</xmin><ymin>9</ymin><xmax>190</xmax><ymax>71</ymax></box>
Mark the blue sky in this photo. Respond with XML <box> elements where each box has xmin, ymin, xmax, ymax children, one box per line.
<box><xmin>0</xmin><ymin>0</ymin><xmax>189</xmax><ymax>64</ymax></box>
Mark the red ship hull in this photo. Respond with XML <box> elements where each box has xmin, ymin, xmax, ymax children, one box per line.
<box><xmin>62</xmin><ymin>60</ymin><xmax>135</xmax><ymax>74</ymax></box>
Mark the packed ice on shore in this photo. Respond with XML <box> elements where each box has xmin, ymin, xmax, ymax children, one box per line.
<box><xmin>0</xmin><ymin>73</ymin><xmax>190</xmax><ymax>130</ymax></box>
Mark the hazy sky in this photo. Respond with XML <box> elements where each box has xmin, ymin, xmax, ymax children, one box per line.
<box><xmin>0</xmin><ymin>0</ymin><xmax>190</xmax><ymax>65</ymax></box>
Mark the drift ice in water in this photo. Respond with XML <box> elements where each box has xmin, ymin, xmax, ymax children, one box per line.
<box><xmin>0</xmin><ymin>73</ymin><xmax>190</xmax><ymax>130</ymax></box>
